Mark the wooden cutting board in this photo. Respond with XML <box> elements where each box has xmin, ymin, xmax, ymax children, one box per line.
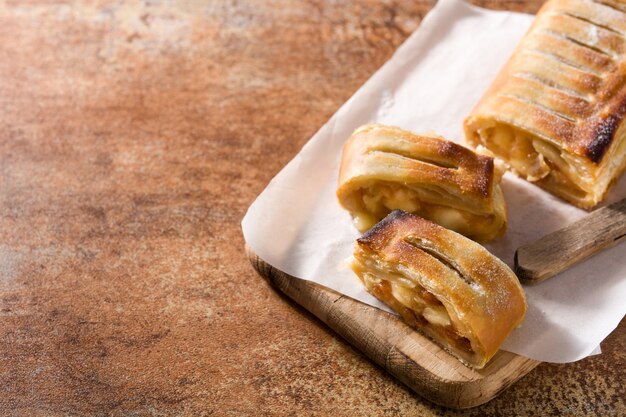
<box><xmin>247</xmin><ymin>247</ymin><xmax>541</xmax><ymax>409</ymax></box>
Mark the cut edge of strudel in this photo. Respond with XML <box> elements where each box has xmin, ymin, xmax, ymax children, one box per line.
<box><xmin>351</xmin><ymin>210</ymin><xmax>527</xmax><ymax>369</ymax></box>
<box><xmin>337</xmin><ymin>124</ymin><xmax>507</xmax><ymax>242</ymax></box>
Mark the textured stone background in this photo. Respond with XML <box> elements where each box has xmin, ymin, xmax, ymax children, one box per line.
<box><xmin>0</xmin><ymin>0</ymin><xmax>624</xmax><ymax>415</ymax></box>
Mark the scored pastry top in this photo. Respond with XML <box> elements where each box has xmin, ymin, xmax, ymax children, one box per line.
<box><xmin>338</xmin><ymin>124</ymin><xmax>499</xmax><ymax>214</ymax></box>
<box><xmin>468</xmin><ymin>0</ymin><xmax>626</xmax><ymax>164</ymax></box>
<box><xmin>354</xmin><ymin>210</ymin><xmax>527</xmax><ymax>368</ymax></box>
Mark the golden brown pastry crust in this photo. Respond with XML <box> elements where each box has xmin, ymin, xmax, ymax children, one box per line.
<box><xmin>352</xmin><ymin>210</ymin><xmax>527</xmax><ymax>369</ymax></box>
<box><xmin>337</xmin><ymin>124</ymin><xmax>507</xmax><ymax>242</ymax></box>
<box><xmin>464</xmin><ymin>0</ymin><xmax>626</xmax><ymax>209</ymax></box>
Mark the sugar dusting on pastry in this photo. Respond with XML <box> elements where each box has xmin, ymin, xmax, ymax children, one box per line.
<box><xmin>587</xmin><ymin>24</ymin><xmax>599</xmax><ymax>46</ymax></box>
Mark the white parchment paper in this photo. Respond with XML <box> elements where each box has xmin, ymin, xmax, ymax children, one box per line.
<box><xmin>241</xmin><ymin>0</ymin><xmax>625</xmax><ymax>363</ymax></box>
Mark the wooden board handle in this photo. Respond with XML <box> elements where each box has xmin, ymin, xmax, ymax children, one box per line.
<box><xmin>514</xmin><ymin>197</ymin><xmax>626</xmax><ymax>284</ymax></box>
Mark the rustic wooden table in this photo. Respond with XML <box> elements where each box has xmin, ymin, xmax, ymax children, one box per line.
<box><xmin>0</xmin><ymin>0</ymin><xmax>624</xmax><ymax>415</ymax></box>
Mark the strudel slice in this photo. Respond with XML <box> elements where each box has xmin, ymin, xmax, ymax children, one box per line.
<box><xmin>351</xmin><ymin>210</ymin><xmax>527</xmax><ymax>369</ymax></box>
<box><xmin>465</xmin><ymin>0</ymin><xmax>626</xmax><ymax>208</ymax></box>
<box><xmin>337</xmin><ymin>124</ymin><xmax>506</xmax><ymax>242</ymax></box>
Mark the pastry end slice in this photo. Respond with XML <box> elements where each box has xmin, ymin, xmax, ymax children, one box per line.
<box><xmin>464</xmin><ymin>0</ymin><xmax>626</xmax><ymax>208</ymax></box>
<box><xmin>337</xmin><ymin>124</ymin><xmax>506</xmax><ymax>242</ymax></box>
<box><xmin>351</xmin><ymin>210</ymin><xmax>527</xmax><ymax>369</ymax></box>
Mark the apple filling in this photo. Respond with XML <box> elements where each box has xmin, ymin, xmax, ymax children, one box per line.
<box><xmin>351</xmin><ymin>183</ymin><xmax>497</xmax><ymax>239</ymax></box>
<box><xmin>474</xmin><ymin>124</ymin><xmax>589</xmax><ymax>199</ymax></box>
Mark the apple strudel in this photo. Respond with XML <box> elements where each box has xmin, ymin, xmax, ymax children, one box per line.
<box><xmin>464</xmin><ymin>0</ymin><xmax>626</xmax><ymax>208</ymax></box>
<box><xmin>337</xmin><ymin>124</ymin><xmax>506</xmax><ymax>242</ymax></box>
<box><xmin>351</xmin><ymin>210</ymin><xmax>527</xmax><ymax>369</ymax></box>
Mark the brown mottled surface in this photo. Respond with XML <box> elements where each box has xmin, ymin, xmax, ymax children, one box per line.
<box><xmin>0</xmin><ymin>0</ymin><xmax>623</xmax><ymax>416</ymax></box>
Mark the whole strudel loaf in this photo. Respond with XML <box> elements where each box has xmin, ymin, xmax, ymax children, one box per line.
<box><xmin>464</xmin><ymin>0</ymin><xmax>626</xmax><ymax>208</ymax></box>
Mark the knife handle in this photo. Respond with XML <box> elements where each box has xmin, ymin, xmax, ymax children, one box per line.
<box><xmin>514</xmin><ymin>197</ymin><xmax>626</xmax><ymax>284</ymax></box>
